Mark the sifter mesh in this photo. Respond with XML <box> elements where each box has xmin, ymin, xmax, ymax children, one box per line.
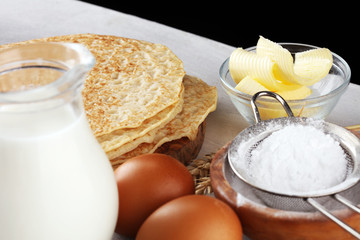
<box><xmin>228</xmin><ymin>117</ymin><xmax>360</xmax><ymax>211</ymax></box>
<box><xmin>227</xmin><ymin>91</ymin><xmax>360</xmax><ymax>238</ymax></box>
<box><xmin>225</xmin><ymin>152</ymin><xmax>360</xmax><ymax>212</ymax></box>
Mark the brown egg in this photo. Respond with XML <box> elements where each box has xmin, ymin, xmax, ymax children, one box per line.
<box><xmin>114</xmin><ymin>153</ymin><xmax>195</xmax><ymax>237</ymax></box>
<box><xmin>136</xmin><ymin>195</ymin><xmax>243</xmax><ymax>240</ymax></box>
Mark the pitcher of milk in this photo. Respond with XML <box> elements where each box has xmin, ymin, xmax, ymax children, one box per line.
<box><xmin>0</xmin><ymin>42</ymin><xmax>118</xmax><ymax>240</ymax></box>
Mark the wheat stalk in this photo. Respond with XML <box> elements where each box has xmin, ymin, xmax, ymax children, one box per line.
<box><xmin>187</xmin><ymin>153</ymin><xmax>214</xmax><ymax>195</ymax></box>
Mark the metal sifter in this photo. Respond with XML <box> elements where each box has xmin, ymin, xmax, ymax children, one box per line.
<box><xmin>228</xmin><ymin>91</ymin><xmax>360</xmax><ymax>238</ymax></box>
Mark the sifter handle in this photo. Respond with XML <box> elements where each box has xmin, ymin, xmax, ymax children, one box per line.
<box><xmin>307</xmin><ymin>197</ymin><xmax>360</xmax><ymax>239</ymax></box>
<box><xmin>251</xmin><ymin>91</ymin><xmax>294</xmax><ymax>123</ymax></box>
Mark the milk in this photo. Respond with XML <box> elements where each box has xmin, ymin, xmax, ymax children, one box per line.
<box><xmin>0</xmin><ymin>103</ymin><xmax>119</xmax><ymax>240</ymax></box>
<box><xmin>0</xmin><ymin>42</ymin><xmax>119</xmax><ymax>240</ymax></box>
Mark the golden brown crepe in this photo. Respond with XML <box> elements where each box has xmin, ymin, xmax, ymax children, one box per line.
<box><xmin>0</xmin><ymin>34</ymin><xmax>217</xmax><ymax>167</ymax></box>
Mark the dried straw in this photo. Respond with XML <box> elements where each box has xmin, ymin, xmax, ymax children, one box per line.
<box><xmin>187</xmin><ymin>153</ymin><xmax>214</xmax><ymax>195</ymax></box>
<box><xmin>346</xmin><ymin>124</ymin><xmax>360</xmax><ymax>132</ymax></box>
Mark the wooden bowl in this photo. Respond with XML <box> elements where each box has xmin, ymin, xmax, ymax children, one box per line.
<box><xmin>111</xmin><ymin>121</ymin><xmax>206</xmax><ymax>169</ymax></box>
<box><xmin>210</xmin><ymin>129</ymin><xmax>360</xmax><ymax>240</ymax></box>
<box><xmin>155</xmin><ymin>121</ymin><xmax>206</xmax><ymax>165</ymax></box>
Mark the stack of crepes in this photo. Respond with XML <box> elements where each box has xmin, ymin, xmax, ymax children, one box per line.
<box><xmin>0</xmin><ymin>34</ymin><xmax>217</xmax><ymax>168</ymax></box>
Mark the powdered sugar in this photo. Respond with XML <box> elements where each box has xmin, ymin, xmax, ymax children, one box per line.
<box><xmin>247</xmin><ymin>124</ymin><xmax>347</xmax><ymax>193</ymax></box>
<box><xmin>230</xmin><ymin>119</ymin><xmax>349</xmax><ymax>195</ymax></box>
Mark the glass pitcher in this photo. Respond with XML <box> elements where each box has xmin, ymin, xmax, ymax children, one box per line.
<box><xmin>0</xmin><ymin>42</ymin><xmax>118</xmax><ymax>240</ymax></box>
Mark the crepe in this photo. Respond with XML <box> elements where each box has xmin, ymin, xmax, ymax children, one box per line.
<box><xmin>0</xmin><ymin>34</ymin><xmax>185</xmax><ymax>138</ymax></box>
<box><xmin>98</xmin><ymin>86</ymin><xmax>184</xmax><ymax>152</ymax></box>
<box><xmin>1</xmin><ymin>34</ymin><xmax>217</xmax><ymax>167</ymax></box>
<box><xmin>109</xmin><ymin>75</ymin><xmax>217</xmax><ymax>166</ymax></box>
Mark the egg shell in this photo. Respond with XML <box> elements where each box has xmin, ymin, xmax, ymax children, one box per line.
<box><xmin>136</xmin><ymin>195</ymin><xmax>243</xmax><ymax>240</ymax></box>
<box><xmin>114</xmin><ymin>153</ymin><xmax>195</xmax><ymax>237</ymax></box>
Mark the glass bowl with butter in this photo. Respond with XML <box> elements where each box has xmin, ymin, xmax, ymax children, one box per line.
<box><xmin>219</xmin><ymin>38</ymin><xmax>351</xmax><ymax>124</ymax></box>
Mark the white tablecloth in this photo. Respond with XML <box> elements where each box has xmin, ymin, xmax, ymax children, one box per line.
<box><xmin>1</xmin><ymin>1</ymin><xmax>359</xmax><ymax>239</ymax></box>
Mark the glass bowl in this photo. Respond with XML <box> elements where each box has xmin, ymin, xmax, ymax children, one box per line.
<box><xmin>219</xmin><ymin>43</ymin><xmax>351</xmax><ymax>124</ymax></box>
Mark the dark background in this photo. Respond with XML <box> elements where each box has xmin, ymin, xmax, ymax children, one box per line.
<box><xmin>80</xmin><ymin>1</ymin><xmax>358</xmax><ymax>85</ymax></box>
